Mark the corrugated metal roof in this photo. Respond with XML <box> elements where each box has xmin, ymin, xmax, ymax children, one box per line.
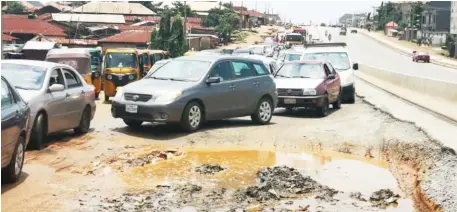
<box><xmin>2</xmin><ymin>15</ymin><xmax>66</xmax><ymax>37</ymax></box>
<box><xmin>188</xmin><ymin>1</ymin><xmax>225</xmax><ymax>12</ymax></box>
<box><xmin>54</xmin><ymin>38</ymin><xmax>98</xmax><ymax>46</ymax></box>
<box><xmin>72</xmin><ymin>2</ymin><xmax>155</xmax><ymax>15</ymax></box>
<box><xmin>131</xmin><ymin>20</ymin><xmax>158</xmax><ymax>26</ymax></box>
<box><xmin>51</xmin><ymin>13</ymin><xmax>125</xmax><ymax>24</ymax></box>
<box><xmin>98</xmin><ymin>30</ymin><xmax>151</xmax><ymax>44</ymax></box>
<box><xmin>22</xmin><ymin>41</ymin><xmax>56</xmax><ymax>50</ymax></box>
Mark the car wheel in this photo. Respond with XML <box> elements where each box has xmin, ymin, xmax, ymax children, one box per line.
<box><xmin>332</xmin><ymin>92</ymin><xmax>342</xmax><ymax>109</ymax></box>
<box><xmin>317</xmin><ymin>95</ymin><xmax>330</xmax><ymax>117</ymax></box>
<box><xmin>95</xmin><ymin>92</ymin><xmax>100</xmax><ymax>99</ymax></box>
<box><xmin>104</xmin><ymin>94</ymin><xmax>109</xmax><ymax>102</ymax></box>
<box><xmin>74</xmin><ymin>107</ymin><xmax>91</xmax><ymax>135</ymax></box>
<box><xmin>2</xmin><ymin>136</ymin><xmax>25</xmax><ymax>183</ymax></box>
<box><xmin>123</xmin><ymin>119</ymin><xmax>143</xmax><ymax>128</ymax></box>
<box><xmin>180</xmin><ymin>101</ymin><xmax>203</xmax><ymax>132</ymax></box>
<box><xmin>251</xmin><ymin>98</ymin><xmax>273</xmax><ymax>125</ymax></box>
<box><xmin>29</xmin><ymin>113</ymin><xmax>46</xmax><ymax>150</ymax></box>
<box><xmin>427</xmin><ymin>60</ymin><xmax>430</xmax><ymax>63</ymax></box>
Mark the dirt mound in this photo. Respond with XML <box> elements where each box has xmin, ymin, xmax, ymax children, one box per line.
<box><xmin>245</xmin><ymin>166</ymin><xmax>323</xmax><ymax>201</ymax></box>
<box><xmin>370</xmin><ymin>189</ymin><xmax>400</xmax><ymax>208</ymax></box>
<box><xmin>75</xmin><ymin>149</ymin><xmax>182</xmax><ymax>175</ymax></box>
<box><xmin>195</xmin><ymin>164</ymin><xmax>225</xmax><ymax>174</ymax></box>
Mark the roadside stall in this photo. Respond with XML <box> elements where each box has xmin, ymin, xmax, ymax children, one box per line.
<box><xmin>21</xmin><ymin>41</ymin><xmax>57</xmax><ymax>61</ymax></box>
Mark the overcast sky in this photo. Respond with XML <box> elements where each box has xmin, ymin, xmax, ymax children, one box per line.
<box><xmin>224</xmin><ymin>1</ymin><xmax>380</xmax><ymax>24</ymax></box>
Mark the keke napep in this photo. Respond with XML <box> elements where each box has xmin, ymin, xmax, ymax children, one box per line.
<box><xmin>102</xmin><ymin>48</ymin><xmax>144</xmax><ymax>101</ymax></box>
<box><xmin>88</xmin><ymin>47</ymin><xmax>103</xmax><ymax>98</ymax></box>
<box><xmin>45</xmin><ymin>48</ymin><xmax>96</xmax><ymax>92</ymax></box>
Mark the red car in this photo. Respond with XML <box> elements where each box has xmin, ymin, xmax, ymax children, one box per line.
<box><xmin>274</xmin><ymin>61</ymin><xmax>342</xmax><ymax>117</ymax></box>
<box><xmin>412</xmin><ymin>51</ymin><xmax>430</xmax><ymax>63</ymax></box>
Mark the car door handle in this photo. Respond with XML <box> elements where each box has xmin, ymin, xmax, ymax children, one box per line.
<box><xmin>81</xmin><ymin>90</ymin><xmax>85</xmax><ymax>94</ymax></box>
<box><xmin>66</xmin><ymin>93</ymin><xmax>71</xmax><ymax>98</ymax></box>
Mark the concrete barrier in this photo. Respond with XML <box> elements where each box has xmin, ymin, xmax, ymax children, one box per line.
<box><xmin>359</xmin><ymin>64</ymin><xmax>457</xmax><ymax>103</ymax></box>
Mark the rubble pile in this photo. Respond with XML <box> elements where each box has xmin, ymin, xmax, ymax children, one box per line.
<box><xmin>195</xmin><ymin>164</ymin><xmax>225</xmax><ymax>175</ymax></box>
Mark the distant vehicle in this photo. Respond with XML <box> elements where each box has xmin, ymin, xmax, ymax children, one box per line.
<box><xmin>111</xmin><ymin>56</ymin><xmax>278</xmax><ymax>132</ymax></box>
<box><xmin>340</xmin><ymin>29</ymin><xmax>347</xmax><ymax>36</ymax></box>
<box><xmin>250</xmin><ymin>45</ymin><xmax>272</xmax><ymax>56</ymax></box>
<box><xmin>1</xmin><ymin>76</ymin><xmax>30</xmax><ymax>183</ymax></box>
<box><xmin>284</xmin><ymin>33</ymin><xmax>305</xmax><ymax>45</ymax></box>
<box><xmin>277</xmin><ymin>50</ymin><xmax>304</xmax><ymax>66</ymax></box>
<box><xmin>351</xmin><ymin>29</ymin><xmax>358</xmax><ymax>33</ymax></box>
<box><xmin>412</xmin><ymin>51</ymin><xmax>430</xmax><ymax>63</ymax></box>
<box><xmin>232</xmin><ymin>48</ymin><xmax>254</xmax><ymax>55</ymax></box>
<box><xmin>274</xmin><ymin>61</ymin><xmax>342</xmax><ymax>117</ymax></box>
<box><xmin>1</xmin><ymin>60</ymin><xmax>97</xmax><ymax>150</ymax></box>
<box><xmin>300</xmin><ymin>42</ymin><xmax>358</xmax><ymax>103</ymax></box>
<box><xmin>240</xmin><ymin>55</ymin><xmax>280</xmax><ymax>74</ymax></box>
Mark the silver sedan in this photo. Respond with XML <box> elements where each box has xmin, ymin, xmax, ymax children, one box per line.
<box><xmin>1</xmin><ymin>60</ymin><xmax>97</xmax><ymax>150</ymax></box>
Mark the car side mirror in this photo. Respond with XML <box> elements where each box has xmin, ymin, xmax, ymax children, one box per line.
<box><xmin>206</xmin><ymin>77</ymin><xmax>221</xmax><ymax>84</ymax></box>
<box><xmin>328</xmin><ymin>74</ymin><xmax>336</xmax><ymax>80</ymax></box>
<box><xmin>48</xmin><ymin>84</ymin><xmax>65</xmax><ymax>92</ymax></box>
<box><xmin>352</xmin><ymin>63</ymin><xmax>359</xmax><ymax>70</ymax></box>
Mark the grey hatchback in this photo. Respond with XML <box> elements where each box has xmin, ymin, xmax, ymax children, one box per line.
<box><xmin>111</xmin><ymin>56</ymin><xmax>278</xmax><ymax>132</ymax></box>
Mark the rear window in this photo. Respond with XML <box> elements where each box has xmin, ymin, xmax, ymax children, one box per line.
<box><xmin>287</xmin><ymin>54</ymin><xmax>301</xmax><ymax>61</ymax></box>
<box><xmin>285</xmin><ymin>35</ymin><xmax>303</xmax><ymax>42</ymax></box>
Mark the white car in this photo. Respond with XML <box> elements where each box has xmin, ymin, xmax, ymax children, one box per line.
<box><xmin>300</xmin><ymin>43</ymin><xmax>358</xmax><ymax>103</ymax></box>
<box><xmin>240</xmin><ymin>55</ymin><xmax>280</xmax><ymax>74</ymax></box>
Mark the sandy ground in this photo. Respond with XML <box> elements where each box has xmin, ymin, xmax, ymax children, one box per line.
<box><xmin>2</xmin><ymin>25</ymin><xmax>457</xmax><ymax>212</ymax></box>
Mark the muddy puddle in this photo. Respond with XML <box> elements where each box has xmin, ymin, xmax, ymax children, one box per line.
<box><xmin>74</xmin><ymin>148</ymin><xmax>414</xmax><ymax>211</ymax></box>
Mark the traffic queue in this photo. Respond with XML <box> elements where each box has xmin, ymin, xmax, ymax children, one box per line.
<box><xmin>1</xmin><ymin>31</ymin><xmax>359</xmax><ymax>184</ymax></box>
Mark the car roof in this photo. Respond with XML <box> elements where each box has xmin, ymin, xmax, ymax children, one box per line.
<box><xmin>1</xmin><ymin>59</ymin><xmax>60</xmax><ymax>69</ymax></box>
<box><xmin>302</xmin><ymin>46</ymin><xmax>349</xmax><ymax>53</ymax></box>
<box><xmin>241</xmin><ymin>55</ymin><xmax>276</xmax><ymax>63</ymax></box>
<box><xmin>286</xmin><ymin>60</ymin><xmax>325</xmax><ymax>65</ymax></box>
<box><xmin>176</xmin><ymin>55</ymin><xmax>264</xmax><ymax>64</ymax></box>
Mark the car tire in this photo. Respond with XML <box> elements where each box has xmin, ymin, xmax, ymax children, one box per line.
<box><xmin>123</xmin><ymin>119</ymin><xmax>143</xmax><ymax>128</ymax></box>
<box><xmin>29</xmin><ymin>113</ymin><xmax>46</xmax><ymax>150</ymax></box>
<box><xmin>95</xmin><ymin>92</ymin><xmax>100</xmax><ymax>99</ymax></box>
<box><xmin>2</xmin><ymin>136</ymin><xmax>25</xmax><ymax>183</ymax></box>
<box><xmin>74</xmin><ymin>107</ymin><xmax>91</xmax><ymax>135</ymax></box>
<box><xmin>104</xmin><ymin>94</ymin><xmax>109</xmax><ymax>102</ymax></box>
<box><xmin>180</xmin><ymin>101</ymin><xmax>203</xmax><ymax>132</ymax></box>
<box><xmin>317</xmin><ymin>95</ymin><xmax>330</xmax><ymax>117</ymax></box>
<box><xmin>332</xmin><ymin>92</ymin><xmax>342</xmax><ymax>109</ymax></box>
<box><xmin>251</xmin><ymin>97</ymin><xmax>273</xmax><ymax>125</ymax></box>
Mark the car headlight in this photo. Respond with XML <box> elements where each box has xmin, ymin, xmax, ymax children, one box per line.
<box><xmin>154</xmin><ymin>91</ymin><xmax>182</xmax><ymax>103</ymax></box>
<box><xmin>128</xmin><ymin>75</ymin><xmax>135</xmax><ymax>80</ymax></box>
<box><xmin>107</xmin><ymin>75</ymin><xmax>112</xmax><ymax>80</ymax></box>
<box><xmin>302</xmin><ymin>88</ymin><xmax>316</xmax><ymax>96</ymax></box>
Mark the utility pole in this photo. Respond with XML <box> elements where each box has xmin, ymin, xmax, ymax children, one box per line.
<box><xmin>184</xmin><ymin>1</ymin><xmax>187</xmax><ymax>40</ymax></box>
<box><xmin>240</xmin><ymin>1</ymin><xmax>243</xmax><ymax>30</ymax></box>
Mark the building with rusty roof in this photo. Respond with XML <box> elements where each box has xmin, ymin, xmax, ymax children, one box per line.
<box><xmin>2</xmin><ymin>15</ymin><xmax>66</xmax><ymax>43</ymax></box>
<box><xmin>72</xmin><ymin>2</ymin><xmax>156</xmax><ymax>16</ymax></box>
<box><xmin>97</xmin><ymin>30</ymin><xmax>151</xmax><ymax>50</ymax></box>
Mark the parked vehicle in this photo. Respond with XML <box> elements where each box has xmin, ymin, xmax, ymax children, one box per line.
<box><xmin>148</xmin><ymin>50</ymin><xmax>170</xmax><ymax>66</ymax></box>
<box><xmin>1</xmin><ymin>60</ymin><xmax>97</xmax><ymax>150</ymax></box>
<box><xmin>412</xmin><ymin>51</ymin><xmax>430</xmax><ymax>63</ymax></box>
<box><xmin>145</xmin><ymin>59</ymin><xmax>172</xmax><ymax>77</ymax></box>
<box><xmin>350</xmin><ymin>29</ymin><xmax>358</xmax><ymax>33</ymax></box>
<box><xmin>250</xmin><ymin>45</ymin><xmax>272</xmax><ymax>56</ymax></box>
<box><xmin>103</xmin><ymin>48</ymin><xmax>143</xmax><ymax>101</ymax></box>
<box><xmin>1</xmin><ymin>76</ymin><xmax>30</xmax><ymax>183</ymax></box>
<box><xmin>300</xmin><ymin>42</ymin><xmax>358</xmax><ymax>103</ymax></box>
<box><xmin>232</xmin><ymin>48</ymin><xmax>254</xmax><ymax>55</ymax></box>
<box><xmin>241</xmin><ymin>55</ymin><xmax>280</xmax><ymax>74</ymax></box>
<box><xmin>340</xmin><ymin>29</ymin><xmax>347</xmax><ymax>36</ymax></box>
<box><xmin>88</xmin><ymin>48</ymin><xmax>103</xmax><ymax>99</ymax></box>
<box><xmin>139</xmin><ymin>49</ymin><xmax>152</xmax><ymax>77</ymax></box>
<box><xmin>274</xmin><ymin>61</ymin><xmax>342</xmax><ymax>117</ymax></box>
<box><xmin>284</xmin><ymin>33</ymin><xmax>305</xmax><ymax>45</ymax></box>
<box><xmin>45</xmin><ymin>48</ymin><xmax>93</xmax><ymax>89</ymax></box>
<box><xmin>111</xmin><ymin>56</ymin><xmax>278</xmax><ymax>132</ymax></box>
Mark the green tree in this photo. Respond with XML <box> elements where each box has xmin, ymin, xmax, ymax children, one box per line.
<box><xmin>169</xmin><ymin>14</ymin><xmax>188</xmax><ymax>57</ymax></box>
<box><xmin>149</xmin><ymin>29</ymin><xmax>162</xmax><ymax>49</ymax></box>
<box><xmin>203</xmin><ymin>8</ymin><xmax>239</xmax><ymax>38</ymax></box>
<box><xmin>410</xmin><ymin>2</ymin><xmax>424</xmax><ymax>29</ymax></box>
<box><xmin>171</xmin><ymin>1</ymin><xmax>197</xmax><ymax>17</ymax></box>
<box><xmin>150</xmin><ymin>10</ymin><xmax>187</xmax><ymax>57</ymax></box>
<box><xmin>4</xmin><ymin>1</ymin><xmax>26</xmax><ymax>14</ymax></box>
<box><xmin>202</xmin><ymin>8</ymin><xmax>224</xmax><ymax>27</ymax></box>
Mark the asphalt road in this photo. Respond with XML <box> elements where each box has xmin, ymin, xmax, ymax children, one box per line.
<box><xmin>314</xmin><ymin>26</ymin><xmax>457</xmax><ymax>83</ymax></box>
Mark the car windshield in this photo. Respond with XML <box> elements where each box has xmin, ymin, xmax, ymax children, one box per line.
<box><xmin>302</xmin><ymin>52</ymin><xmax>350</xmax><ymax>71</ymax></box>
<box><xmin>142</xmin><ymin>53</ymin><xmax>150</xmax><ymax>66</ymax></box>
<box><xmin>285</xmin><ymin>35</ymin><xmax>303</xmax><ymax>42</ymax></box>
<box><xmin>287</xmin><ymin>53</ymin><xmax>301</xmax><ymax>61</ymax></box>
<box><xmin>1</xmin><ymin>63</ymin><xmax>48</xmax><ymax>90</ymax></box>
<box><xmin>276</xmin><ymin>63</ymin><xmax>325</xmax><ymax>79</ymax></box>
<box><xmin>154</xmin><ymin>53</ymin><xmax>164</xmax><ymax>61</ymax></box>
<box><xmin>106</xmin><ymin>53</ymin><xmax>137</xmax><ymax>68</ymax></box>
<box><xmin>148</xmin><ymin>59</ymin><xmax>211</xmax><ymax>82</ymax></box>
<box><xmin>146</xmin><ymin>60</ymin><xmax>170</xmax><ymax>77</ymax></box>
<box><xmin>89</xmin><ymin>51</ymin><xmax>101</xmax><ymax>65</ymax></box>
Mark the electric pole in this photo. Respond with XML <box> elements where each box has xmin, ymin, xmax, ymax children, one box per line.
<box><xmin>184</xmin><ymin>1</ymin><xmax>187</xmax><ymax>39</ymax></box>
<box><xmin>240</xmin><ymin>1</ymin><xmax>243</xmax><ymax>30</ymax></box>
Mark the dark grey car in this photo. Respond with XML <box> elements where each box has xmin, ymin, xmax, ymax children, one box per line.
<box><xmin>111</xmin><ymin>56</ymin><xmax>278</xmax><ymax>132</ymax></box>
<box><xmin>1</xmin><ymin>76</ymin><xmax>30</xmax><ymax>183</ymax></box>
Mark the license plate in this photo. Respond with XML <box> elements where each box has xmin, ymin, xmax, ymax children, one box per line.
<box><xmin>126</xmin><ymin>104</ymin><xmax>138</xmax><ymax>113</ymax></box>
<box><xmin>284</xmin><ymin>98</ymin><xmax>296</xmax><ymax>104</ymax></box>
